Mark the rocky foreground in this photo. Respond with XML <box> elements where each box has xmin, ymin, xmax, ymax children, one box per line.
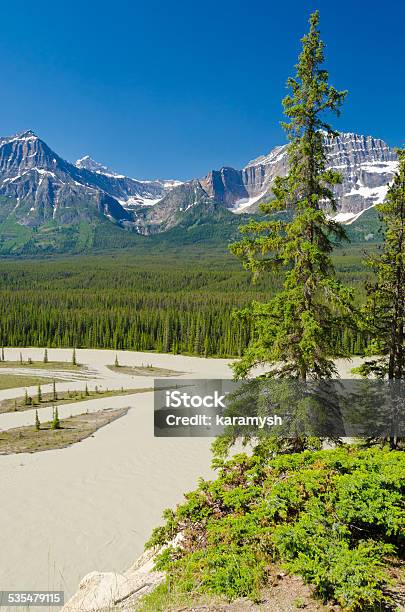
<box><xmin>62</xmin><ymin>548</ymin><xmax>164</xmax><ymax>611</ymax></box>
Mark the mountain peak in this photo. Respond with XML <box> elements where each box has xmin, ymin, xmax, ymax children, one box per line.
<box><xmin>17</xmin><ymin>129</ymin><xmax>37</xmax><ymax>138</ymax></box>
<box><xmin>0</xmin><ymin>130</ymin><xmax>40</xmax><ymax>144</ymax></box>
<box><xmin>75</xmin><ymin>155</ymin><xmax>125</xmax><ymax>178</ymax></box>
<box><xmin>12</xmin><ymin>130</ymin><xmax>39</xmax><ymax>141</ymax></box>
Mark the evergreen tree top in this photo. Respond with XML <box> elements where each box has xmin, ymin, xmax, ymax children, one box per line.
<box><xmin>230</xmin><ymin>10</ymin><xmax>355</xmax><ymax>380</ymax></box>
<box><xmin>283</xmin><ymin>10</ymin><xmax>347</xmax><ymax>140</ymax></box>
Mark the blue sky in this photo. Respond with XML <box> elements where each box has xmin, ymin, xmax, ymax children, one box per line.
<box><xmin>1</xmin><ymin>0</ymin><xmax>403</xmax><ymax>179</ymax></box>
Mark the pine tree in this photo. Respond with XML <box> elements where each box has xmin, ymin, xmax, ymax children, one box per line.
<box><xmin>72</xmin><ymin>348</ymin><xmax>77</xmax><ymax>366</ymax></box>
<box><xmin>43</xmin><ymin>348</ymin><xmax>49</xmax><ymax>363</ymax></box>
<box><xmin>37</xmin><ymin>384</ymin><xmax>42</xmax><ymax>403</ymax></box>
<box><xmin>193</xmin><ymin>319</ymin><xmax>203</xmax><ymax>355</ymax></box>
<box><xmin>19</xmin><ymin>352</ymin><xmax>23</xmax><ymax>364</ymax></box>
<box><xmin>24</xmin><ymin>389</ymin><xmax>29</xmax><ymax>406</ymax></box>
<box><xmin>204</xmin><ymin>335</ymin><xmax>210</xmax><ymax>358</ymax></box>
<box><xmin>230</xmin><ymin>10</ymin><xmax>354</xmax><ymax>380</ymax></box>
<box><xmin>114</xmin><ymin>354</ymin><xmax>119</xmax><ymax>367</ymax></box>
<box><xmin>1</xmin><ymin>347</ymin><xmax>4</xmax><ymax>361</ymax></box>
<box><xmin>85</xmin><ymin>384</ymin><xmax>90</xmax><ymax>396</ymax></box>
<box><xmin>51</xmin><ymin>405</ymin><xmax>61</xmax><ymax>430</ymax></box>
<box><xmin>52</xmin><ymin>380</ymin><xmax>57</xmax><ymax>402</ymax></box>
<box><xmin>358</xmin><ymin>149</ymin><xmax>405</xmax><ymax>380</ymax></box>
<box><xmin>35</xmin><ymin>409</ymin><xmax>40</xmax><ymax>431</ymax></box>
<box><xmin>162</xmin><ymin>314</ymin><xmax>171</xmax><ymax>353</ymax></box>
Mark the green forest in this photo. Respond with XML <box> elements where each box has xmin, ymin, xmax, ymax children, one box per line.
<box><xmin>0</xmin><ymin>244</ymin><xmax>373</xmax><ymax>358</ymax></box>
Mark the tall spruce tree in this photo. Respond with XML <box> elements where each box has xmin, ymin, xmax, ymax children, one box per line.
<box><xmin>358</xmin><ymin>149</ymin><xmax>405</xmax><ymax>380</ymax></box>
<box><xmin>230</xmin><ymin>10</ymin><xmax>354</xmax><ymax>380</ymax></box>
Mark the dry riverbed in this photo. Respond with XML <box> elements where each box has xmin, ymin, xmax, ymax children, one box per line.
<box><xmin>0</xmin><ymin>348</ymin><xmax>363</xmax><ymax>602</ymax></box>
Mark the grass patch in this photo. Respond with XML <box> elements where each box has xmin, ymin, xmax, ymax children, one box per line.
<box><xmin>0</xmin><ymin>374</ymin><xmax>55</xmax><ymax>390</ymax></box>
<box><xmin>0</xmin><ymin>360</ymin><xmax>85</xmax><ymax>371</ymax></box>
<box><xmin>138</xmin><ymin>582</ymin><xmax>231</xmax><ymax>611</ymax></box>
<box><xmin>0</xmin><ymin>407</ymin><xmax>129</xmax><ymax>454</ymax></box>
<box><xmin>108</xmin><ymin>365</ymin><xmax>183</xmax><ymax>377</ymax></box>
<box><xmin>0</xmin><ymin>386</ymin><xmax>153</xmax><ymax>413</ymax></box>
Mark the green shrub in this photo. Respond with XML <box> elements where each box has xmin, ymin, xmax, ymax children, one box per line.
<box><xmin>145</xmin><ymin>447</ymin><xmax>404</xmax><ymax>610</ymax></box>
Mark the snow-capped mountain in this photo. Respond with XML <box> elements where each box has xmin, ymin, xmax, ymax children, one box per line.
<box><xmin>0</xmin><ymin>130</ymin><xmax>398</xmax><ymax>248</ymax></box>
<box><xmin>323</xmin><ymin>133</ymin><xmax>397</xmax><ymax>222</ymax></box>
<box><xmin>76</xmin><ymin>155</ymin><xmax>122</xmax><ymax>176</ymax></box>
<box><xmin>0</xmin><ymin>131</ymin><xmax>182</xmax><ymax>229</ymax></box>
<box><xmin>0</xmin><ymin>131</ymin><xmax>132</xmax><ymax>227</ymax></box>
<box><xmin>74</xmin><ymin>155</ymin><xmax>182</xmax><ymax>208</ymax></box>
<box><xmin>132</xmin><ymin>132</ymin><xmax>398</xmax><ymax>234</ymax></box>
<box><xmin>199</xmin><ymin>133</ymin><xmax>398</xmax><ymax>221</ymax></box>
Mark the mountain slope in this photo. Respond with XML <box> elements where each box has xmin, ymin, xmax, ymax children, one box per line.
<box><xmin>0</xmin><ymin>131</ymin><xmax>132</xmax><ymax>228</ymax></box>
<box><xmin>132</xmin><ymin>132</ymin><xmax>397</xmax><ymax>235</ymax></box>
<box><xmin>200</xmin><ymin>132</ymin><xmax>398</xmax><ymax>216</ymax></box>
<box><xmin>0</xmin><ymin>129</ymin><xmax>398</xmax><ymax>255</ymax></box>
<box><xmin>132</xmin><ymin>179</ymin><xmax>223</xmax><ymax>234</ymax></box>
<box><xmin>74</xmin><ymin>155</ymin><xmax>183</xmax><ymax>208</ymax></box>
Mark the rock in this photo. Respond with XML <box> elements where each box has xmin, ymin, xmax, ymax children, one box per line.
<box><xmin>62</xmin><ymin>548</ymin><xmax>164</xmax><ymax>611</ymax></box>
<box><xmin>199</xmin><ymin>132</ymin><xmax>398</xmax><ymax>217</ymax></box>
<box><xmin>0</xmin><ymin>131</ymin><xmax>178</xmax><ymax>229</ymax></box>
<box><xmin>0</xmin><ymin>129</ymin><xmax>398</xmax><ymax>241</ymax></box>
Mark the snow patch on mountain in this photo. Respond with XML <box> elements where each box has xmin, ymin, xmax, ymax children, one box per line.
<box><xmin>331</xmin><ymin>204</ymin><xmax>379</xmax><ymax>225</ymax></box>
<box><xmin>359</xmin><ymin>160</ymin><xmax>398</xmax><ymax>174</ymax></box>
<box><xmin>345</xmin><ymin>184</ymin><xmax>390</xmax><ymax>201</ymax></box>
<box><xmin>233</xmin><ymin>191</ymin><xmax>268</xmax><ymax>213</ymax></box>
<box><xmin>118</xmin><ymin>195</ymin><xmax>162</xmax><ymax>207</ymax></box>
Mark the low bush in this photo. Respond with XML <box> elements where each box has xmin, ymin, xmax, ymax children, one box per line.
<box><xmin>145</xmin><ymin>446</ymin><xmax>404</xmax><ymax>610</ymax></box>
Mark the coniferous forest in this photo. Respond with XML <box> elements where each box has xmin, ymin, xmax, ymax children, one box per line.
<box><xmin>0</xmin><ymin>245</ymin><xmax>372</xmax><ymax>358</ymax></box>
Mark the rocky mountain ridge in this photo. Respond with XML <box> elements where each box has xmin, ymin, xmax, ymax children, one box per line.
<box><xmin>131</xmin><ymin>132</ymin><xmax>397</xmax><ymax>234</ymax></box>
<box><xmin>74</xmin><ymin>155</ymin><xmax>183</xmax><ymax>208</ymax></box>
<box><xmin>0</xmin><ymin>131</ymin><xmax>131</xmax><ymax>227</ymax></box>
<box><xmin>0</xmin><ymin>131</ymin><xmax>183</xmax><ymax>230</ymax></box>
<box><xmin>0</xmin><ymin>130</ymin><xmax>398</xmax><ymax>245</ymax></box>
<box><xmin>200</xmin><ymin>132</ymin><xmax>398</xmax><ymax>218</ymax></box>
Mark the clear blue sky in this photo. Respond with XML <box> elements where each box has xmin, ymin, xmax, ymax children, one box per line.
<box><xmin>1</xmin><ymin>0</ymin><xmax>403</xmax><ymax>180</ymax></box>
